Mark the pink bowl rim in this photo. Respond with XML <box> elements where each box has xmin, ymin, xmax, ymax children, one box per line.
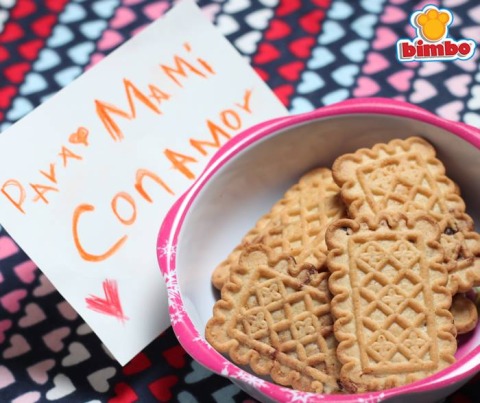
<box><xmin>157</xmin><ymin>97</ymin><xmax>480</xmax><ymax>402</ymax></box>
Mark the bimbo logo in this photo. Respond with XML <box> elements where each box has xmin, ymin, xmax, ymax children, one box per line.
<box><xmin>397</xmin><ymin>5</ymin><xmax>476</xmax><ymax>62</ymax></box>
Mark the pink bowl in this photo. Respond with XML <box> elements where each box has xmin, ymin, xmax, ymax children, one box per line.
<box><xmin>157</xmin><ymin>98</ymin><xmax>480</xmax><ymax>402</ymax></box>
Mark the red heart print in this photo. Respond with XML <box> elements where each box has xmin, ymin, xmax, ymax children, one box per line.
<box><xmin>32</xmin><ymin>15</ymin><xmax>57</xmax><ymax>38</ymax></box>
<box><xmin>264</xmin><ymin>19</ymin><xmax>291</xmax><ymax>40</ymax></box>
<box><xmin>0</xmin><ymin>46</ymin><xmax>9</xmax><ymax>63</ymax></box>
<box><xmin>278</xmin><ymin>61</ymin><xmax>304</xmax><ymax>81</ymax></box>
<box><xmin>289</xmin><ymin>37</ymin><xmax>315</xmax><ymax>58</ymax></box>
<box><xmin>19</xmin><ymin>39</ymin><xmax>43</xmax><ymax>61</ymax></box>
<box><xmin>0</xmin><ymin>86</ymin><xmax>17</xmax><ymax>109</ymax></box>
<box><xmin>277</xmin><ymin>0</ymin><xmax>301</xmax><ymax>16</ymax></box>
<box><xmin>11</xmin><ymin>0</ymin><xmax>37</xmax><ymax>19</ymax></box>
<box><xmin>300</xmin><ymin>10</ymin><xmax>324</xmax><ymax>34</ymax></box>
<box><xmin>46</xmin><ymin>0</ymin><xmax>68</xmax><ymax>13</ymax></box>
<box><xmin>254</xmin><ymin>67</ymin><xmax>269</xmax><ymax>82</ymax></box>
<box><xmin>274</xmin><ymin>84</ymin><xmax>294</xmax><ymax>106</ymax></box>
<box><xmin>148</xmin><ymin>376</ymin><xmax>178</xmax><ymax>402</ymax></box>
<box><xmin>0</xmin><ymin>23</ymin><xmax>24</xmax><ymax>42</ymax></box>
<box><xmin>312</xmin><ymin>0</ymin><xmax>331</xmax><ymax>7</ymax></box>
<box><xmin>162</xmin><ymin>345</ymin><xmax>186</xmax><ymax>369</ymax></box>
<box><xmin>123</xmin><ymin>352</ymin><xmax>151</xmax><ymax>376</ymax></box>
<box><xmin>253</xmin><ymin>43</ymin><xmax>281</xmax><ymax>64</ymax></box>
<box><xmin>4</xmin><ymin>62</ymin><xmax>30</xmax><ymax>84</ymax></box>
<box><xmin>108</xmin><ymin>383</ymin><xmax>138</xmax><ymax>403</ymax></box>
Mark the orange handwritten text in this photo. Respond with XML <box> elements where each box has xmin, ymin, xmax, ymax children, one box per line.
<box><xmin>166</xmin><ymin>88</ymin><xmax>254</xmax><ymax>180</ymax></box>
<box><xmin>0</xmin><ymin>127</ymin><xmax>90</xmax><ymax>214</ymax></box>
<box><xmin>71</xmin><ymin>168</ymin><xmax>175</xmax><ymax>262</ymax></box>
<box><xmin>95</xmin><ymin>43</ymin><xmax>214</xmax><ymax>142</ymax></box>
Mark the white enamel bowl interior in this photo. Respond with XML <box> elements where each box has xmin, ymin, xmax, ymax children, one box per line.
<box><xmin>175</xmin><ymin>113</ymin><xmax>480</xmax><ymax>399</ymax></box>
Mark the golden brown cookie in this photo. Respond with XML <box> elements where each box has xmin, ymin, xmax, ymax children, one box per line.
<box><xmin>451</xmin><ymin>294</ymin><xmax>478</xmax><ymax>334</ymax></box>
<box><xmin>211</xmin><ymin>167</ymin><xmax>346</xmax><ymax>290</ymax></box>
<box><xmin>332</xmin><ymin>137</ymin><xmax>480</xmax><ymax>295</ymax></box>
<box><xmin>326</xmin><ymin>212</ymin><xmax>457</xmax><ymax>393</ymax></box>
<box><xmin>206</xmin><ymin>244</ymin><xmax>340</xmax><ymax>393</ymax></box>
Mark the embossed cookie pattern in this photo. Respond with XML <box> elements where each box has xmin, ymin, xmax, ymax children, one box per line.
<box><xmin>326</xmin><ymin>213</ymin><xmax>457</xmax><ymax>393</ymax></box>
<box><xmin>206</xmin><ymin>245</ymin><xmax>340</xmax><ymax>393</ymax></box>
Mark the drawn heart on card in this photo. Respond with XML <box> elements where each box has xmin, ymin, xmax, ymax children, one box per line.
<box><xmin>69</xmin><ymin>126</ymin><xmax>90</xmax><ymax>146</ymax></box>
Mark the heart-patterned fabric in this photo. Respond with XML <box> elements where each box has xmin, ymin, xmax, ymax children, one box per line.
<box><xmin>0</xmin><ymin>0</ymin><xmax>479</xmax><ymax>401</ymax></box>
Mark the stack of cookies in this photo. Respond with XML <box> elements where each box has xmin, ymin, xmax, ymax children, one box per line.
<box><xmin>205</xmin><ymin>137</ymin><xmax>480</xmax><ymax>394</ymax></box>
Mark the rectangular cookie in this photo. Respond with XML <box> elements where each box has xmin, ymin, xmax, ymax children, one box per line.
<box><xmin>206</xmin><ymin>244</ymin><xmax>340</xmax><ymax>393</ymax></box>
<box><xmin>211</xmin><ymin>167</ymin><xmax>346</xmax><ymax>290</ymax></box>
<box><xmin>332</xmin><ymin>136</ymin><xmax>480</xmax><ymax>294</ymax></box>
<box><xmin>326</xmin><ymin>212</ymin><xmax>457</xmax><ymax>393</ymax></box>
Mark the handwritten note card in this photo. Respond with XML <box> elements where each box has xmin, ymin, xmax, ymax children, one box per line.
<box><xmin>0</xmin><ymin>1</ymin><xmax>287</xmax><ymax>365</ymax></box>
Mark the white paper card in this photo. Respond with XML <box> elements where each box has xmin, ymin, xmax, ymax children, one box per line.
<box><xmin>0</xmin><ymin>0</ymin><xmax>287</xmax><ymax>365</ymax></box>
